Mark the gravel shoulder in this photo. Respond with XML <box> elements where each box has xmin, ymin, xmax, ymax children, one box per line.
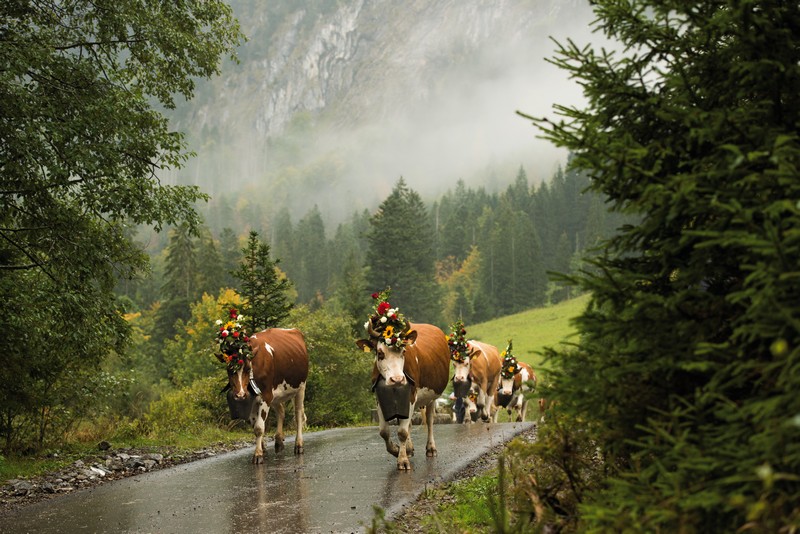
<box><xmin>0</xmin><ymin>438</ymin><xmax>252</xmax><ymax>517</ymax></box>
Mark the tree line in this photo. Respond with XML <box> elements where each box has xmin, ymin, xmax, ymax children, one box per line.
<box><xmin>118</xmin><ymin>164</ymin><xmax>625</xmax><ymax>334</ymax></box>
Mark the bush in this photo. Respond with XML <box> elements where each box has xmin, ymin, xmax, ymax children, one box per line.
<box><xmin>144</xmin><ymin>376</ymin><xmax>228</xmax><ymax>437</ymax></box>
<box><xmin>289</xmin><ymin>306</ymin><xmax>374</xmax><ymax>427</ymax></box>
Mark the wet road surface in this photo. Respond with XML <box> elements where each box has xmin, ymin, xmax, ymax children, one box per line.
<box><xmin>0</xmin><ymin>422</ymin><xmax>533</xmax><ymax>533</ymax></box>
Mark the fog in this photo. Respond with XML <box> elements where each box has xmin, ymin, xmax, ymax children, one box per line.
<box><xmin>168</xmin><ymin>0</ymin><xmax>600</xmax><ymax>226</ymax></box>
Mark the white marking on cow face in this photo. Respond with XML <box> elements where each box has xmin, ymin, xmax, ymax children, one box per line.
<box><xmin>452</xmin><ymin>358</ymin><xmax>471</xmax><ymax>384</ymax></box>
<box><xmin>375</xmin><ymin>341</ymin><xmax>407</xmax><ymax>385</ymax></box>
<box><xmin>500</xmin><ymin>376</ymin><xmax>515</xmax><ymax>396</ymax></box>
<box><xmin>230</xmin><ymin>362</ymin><xmax>249</xmax><ymax>399</ymax></box>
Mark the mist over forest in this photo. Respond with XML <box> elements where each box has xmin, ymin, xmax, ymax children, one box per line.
<box><xmin>163</xmin><ymin>0</ymin><xmax>597</xmax><ymax>229</ymax></box>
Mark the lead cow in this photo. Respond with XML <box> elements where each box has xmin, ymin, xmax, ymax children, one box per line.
<box><xmin>356</xmin><ymin>292</ymin><xmax>450</xmax><ymax>470</ymax></box>
<box><xmin>218</xmin><ymin>322</ymin><xmax>309</xmax><ymax>464</ymax></box>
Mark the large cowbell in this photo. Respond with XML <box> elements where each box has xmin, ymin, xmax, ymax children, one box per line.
<box><xmin>373</xmin><ymin>376</ymin><xmax>413</xmax><ymax>421</ymax></box>
<box><xmin>452</xmin><ymin>378</ymin><xmax>472</xmax><ymax>400</ymax></box>
<box><xmin>496</xmin><ymin>392</ymin><xmax>514</xmax><ymax>409</ymax></box>
<box><xmin>225</xmin><ymin>384</ymin><xmax>259</xmax><ymax>420</ymax></box>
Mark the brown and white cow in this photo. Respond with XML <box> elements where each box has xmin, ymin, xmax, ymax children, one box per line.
<box><xmin>496</xmin><ymin>361</ymin><xmax>536</xmax><ymax>422</ymax></box>
<box><xmin>357</xmin><ymin>322</ymin><xmax>450</xmax><ymax>471</ymax></box>
<box><xmin>219</xmin><ymin>328</ymin><xmax>309</xmax><ymax>464</ymax></box>
<box><xmin>451</xmin><ymin>340</ymin><xmax>502</xmax><ymax>423</ymax></box>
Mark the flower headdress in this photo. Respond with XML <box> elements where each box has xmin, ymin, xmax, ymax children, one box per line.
<box><xmin>500</xmin><ymin>339</ymin><xmax>519</xmax><ymax>379</ymax></box>
<box><xmin>364</xmin><ymin>288</ymin><xmax>410</xmax><ymax>348</ymax></box>
<box><xmin>447</xmin><ymin>320</ymin><xmax>470</xmax><ymax>363</ymax></box>
<box><xmin>214</xmin><ymin>307</ymin><xmax>253</xmax><ymax>371</ymax></box>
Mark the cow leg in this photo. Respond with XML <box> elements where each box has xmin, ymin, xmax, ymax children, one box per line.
<box><xmin>483</xmin><ymin>394</ymin><xmax>496</xmax><ymax>423</ymax></box>
<box><xmin>293</xmin><ymin>383</ymin><xmax>306</xmax><ymax>455</ymax></box>
<box><xmin>252</xmin><ymin>399</ymin><xmax>270</xmax><ymax>464</ymax></box>
<box><xmin>518</xmin><ymin>397</ymin><xmax>528</xmax><ymax>422</ymax></box>
<box><xmin>274</xmin><ymin>402</ymin><xmax>286</xmax><ymax>453</ymax></box>
<box><xmin>396</xmin><ymin>413</ymin><xmax>413</xmax><ymax>471</ymax></box>
<box><xmin>376</xmin><ymin>402</ymin><xmax>400</xmax><ymax>458</ymax></box>
<box><xmin>424</xmin><ymin>401</ymin><xmax>437</xmax><ymax>457</ymax></box>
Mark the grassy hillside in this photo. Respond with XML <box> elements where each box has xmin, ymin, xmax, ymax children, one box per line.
<box><xmin>467</xmin><ymin>293</ymin><xmax>590</xmax><ymax>370</ymax></box>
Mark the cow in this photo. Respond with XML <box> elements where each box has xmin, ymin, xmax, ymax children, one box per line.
<box><xmin>496</xmin><ymin>359</ymin><xmax>537</xmax><ymax>422</ymax></box>
<box><xmin>356</xmin><ymin>295</ymin><xmax>450</xmax><ymax>470</ymax></box>
<box><xmin>448</xmin><ymin>323</ymin><xmax>502</xmax><ymax>423</ymax></box>
<box><xmin>219</xmin><ymin>327</ymin><xmax>309</xmax><ymax>464</ymax></box>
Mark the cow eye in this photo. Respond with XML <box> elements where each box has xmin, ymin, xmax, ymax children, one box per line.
<box><xmin>376</xmin><ymin>349</ymin><xmax>385</xmax><ymax>360</ymax></box>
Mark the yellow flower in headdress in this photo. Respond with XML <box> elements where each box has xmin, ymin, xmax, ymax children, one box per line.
<box><xmin>383</xmin><ymin>325</ymin><xmax>395</xmax><ymax>340</ymax></box>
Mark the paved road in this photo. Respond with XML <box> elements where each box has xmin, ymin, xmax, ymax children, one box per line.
<box><xmin>0</xmin><ymin>422</ymin><xmax>533</xmax><ymax>533</ymax></box>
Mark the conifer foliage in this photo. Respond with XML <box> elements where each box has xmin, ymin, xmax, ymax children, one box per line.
<box><xmin>365</xmin><ymin>178</ymin><xmax>441</xmax><ymax>323</ymax></box>
<box><xmin>232</xmin><ymin>231</ymin><xmax>293</xmax><ymax>332</ymax></box>
<box><xmin>529</xmin><ymin>1</ymin><xmax>800</xmax><ymax>530</ymax></box>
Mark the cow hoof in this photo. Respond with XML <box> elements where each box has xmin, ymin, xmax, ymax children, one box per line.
<box><xmin>397</xmin><ymin>459</ymin><xmax>411</xmax><ymax>471</ymax></box>
<box><xmin>426</xmin><ymin>448</ymin><xmax>437</xmax><ymax>457</ymax></box>
<box><xmin>253</xmin><ymin>454</ymin><xmax>264</xmax><ymax>465</ymax></box>
<box><xmin>275</xmin><ymin>440</ymin><xmax>285</xmax><ymax>453</ymax></box>
<box><xmin>294</xmin><ymin>444</ymin><xmax>304</xmax><ymax>455</ymax></box>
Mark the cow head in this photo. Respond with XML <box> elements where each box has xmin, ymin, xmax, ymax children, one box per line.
<box><xmin>447</xmin><ymin>320</ymin><xmax>472</xmax><ymax>386</ymax></box>
<box><xmin>498</xmin><ymin>340</ymin><xmax>519</xmax><ymax>396</ymax></box>
<box><xmin>357</xmin><ymin>318</ymin><xmax>417</xmax><ymax>386</ymax></box>
<box><xmin>357</xmin><ymin>289</ymin><xmax>415</xmax><ymax>386</ymax></box>
<box><xmin>465</xmin><ymin>387</ymin><xmax>479</xmax><ymax>417</ymax></box>
<box><xmin>217</xmin><ymin>352</ymin><xmax>254</xmax><ymax>399</ymax></box>
<box><xmin>214</xmin><ymin>307</ymin><xmax>255</xmax><ymax>400</ymax></box>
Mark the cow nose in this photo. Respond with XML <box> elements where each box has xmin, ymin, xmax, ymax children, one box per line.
<box><xmin>503</xmin><ymin>389</ymin><xmax>512</xmax><ymax>395</ymax></box>
<box><xmin>454</xmin><ymin>376</ymin><xmax>464</xmax><ymax>383</ymax></box>
<box><xmin>389</xmin><ymin>375</ymin><xmax>405</xmax><ymax>384</ymax></box>
<box><xmin>235</xmin><ymin>390</ymin><xmax>246</xmax><ymax>399</ymax></box>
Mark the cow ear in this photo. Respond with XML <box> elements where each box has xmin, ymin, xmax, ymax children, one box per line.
<box><xmin>356</xmin><ymin>339</ymin><xmax>375</xmax><ymax>352</ymax></box>
<box><xmin>404</xmin><ymin>329</ymin><xmax>418</xmax><ymax>345</ymax></box>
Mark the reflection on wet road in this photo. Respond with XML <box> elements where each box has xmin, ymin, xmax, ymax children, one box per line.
<box><xmin>0</xmin><ymin>422</ymin><xmax>533</xmax><ymax>533</ymax></box>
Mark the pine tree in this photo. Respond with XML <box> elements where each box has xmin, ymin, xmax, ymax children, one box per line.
<box><xmin>365</xmin><ymin>178</ymin><xmax>440</xmax><ymax>323</ymax></box>
<box><xmin>525</xmin><ymin>1</ymin><xmax>800</xmax><ymax>530</ymax></box>
<box><xmin>195</xmin><ymin>227</ymin><xmax>225</xmax><ymax>298</ymax></box>
<box><xmin>232</xmin><ymin>231</ymin><xmax>293</xmax><ymax>331</ymax></box>
<box><xmin>294</xmin><ymin>205</ymin><xmax>329</xmax><ymax>304</ymax></box>
<box><xmin>161</xmin><ymin>223</ymin><xmax>198</xmax><ymax>302</ymax></box>
<box><xmin>218</xmin><ymin>227</ymin><xmax>240</xmax><ymax>290</ymax></box>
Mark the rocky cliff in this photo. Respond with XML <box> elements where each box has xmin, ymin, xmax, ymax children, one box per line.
<box><xmin>168</xmin><ymin>0</ymin><xmax>594</xmax><ymax>221</ymax></box>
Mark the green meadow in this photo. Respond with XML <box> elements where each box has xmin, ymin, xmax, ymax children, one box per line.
<box><xmin>467</xmin><ymin>293</ymin><xmax>590</xmax><ymax>370</ymax></box>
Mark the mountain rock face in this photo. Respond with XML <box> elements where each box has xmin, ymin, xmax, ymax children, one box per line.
<box><xmin>169</xmin><ymin>0</ymin><xmax>593</xmax><ymax>216</ymax></box>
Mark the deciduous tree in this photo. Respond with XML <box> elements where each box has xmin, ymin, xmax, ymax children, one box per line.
<box><xmin>0</xmin><ymin>0</ymin><xmax>242</xmax><ymax>451</ymax></box>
